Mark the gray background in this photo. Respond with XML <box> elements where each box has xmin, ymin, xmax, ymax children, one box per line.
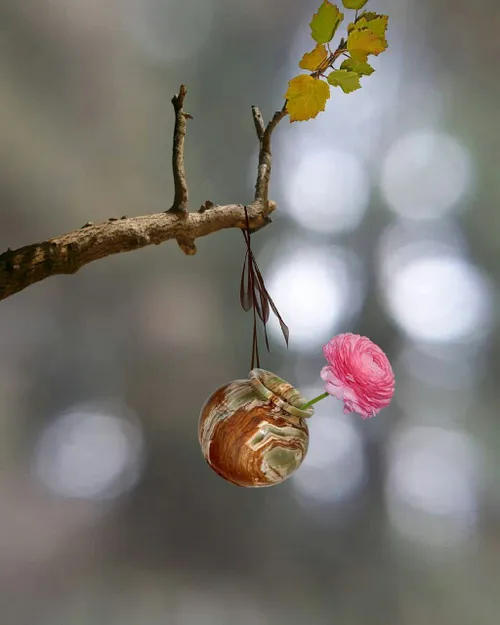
<box><xmin>0</xmin><ymin>0</ymin><xmax>499</xmax><ymax>623</ymax></box>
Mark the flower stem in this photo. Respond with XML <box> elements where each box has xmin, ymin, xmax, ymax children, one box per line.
<box><xmin>300</xmin><ymin>391</ymin><xmax>329</xmax><ymax>410</ymax></box>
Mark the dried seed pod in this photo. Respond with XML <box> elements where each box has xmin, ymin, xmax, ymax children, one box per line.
<box><xmin>199</xmin><ymin>369</ymin><xmax>313</xmax><ymax>487</ymax></box>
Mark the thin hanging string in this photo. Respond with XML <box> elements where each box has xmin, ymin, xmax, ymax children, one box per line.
<box><xmin>239</xmin><ymin>207</ymin><xmax>289</xmax><ymax>370</ymax></box>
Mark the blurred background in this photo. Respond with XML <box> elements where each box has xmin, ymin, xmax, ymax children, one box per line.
<box><xmin>0</xmin><ymin>0</ymin><xmax>499</xmax><ymax>623</ymax></box>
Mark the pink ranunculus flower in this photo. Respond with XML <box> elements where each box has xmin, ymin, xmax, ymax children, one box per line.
<box><xmin>320</xmin><ymin>333</ymin><xmax>395</xmax><ymax>419</ymax></box>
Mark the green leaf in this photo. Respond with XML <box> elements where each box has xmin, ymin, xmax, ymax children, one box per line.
<box><xmin>285</xmin><ymin>75</ymin><xmax>331</xmax><ymax>122</ymax></box>
<box><xmin>299</xmin><ymin>44</ymin><xmax>328</xmax><ymax>71</ymax></box>
<box><xmin>327</xmin><ymin>69</ymin><xmax>362</xmax><ymax>93</ymax></box>
<box><xmin>342</xmin><ymin>0</ymin><xmax>368</xmax><ymax>9</ymax></box>
<box><xmin>355</xmin><ymin>12</ymin><xmax>389</xmax><ymax>38</ymax></box>
<box><xmin>310</xmin><ymin>1</ymin><xmax>344</xmax><ymax>44</ymax></box>
<box><xmin>341</xmin><ymin>58</ymin><xmax>374</xmax><ymax>75</ymax></box>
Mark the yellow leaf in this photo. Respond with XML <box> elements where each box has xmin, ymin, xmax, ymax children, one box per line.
<box><xmin>347</xmin><ymin>27</ymin><xmax>387</xmax><ymax>61</ymax></box>
<box><xmin>299</xmin><ymin>44</ymin><xmax>328</xmax><ymax>72</ymax></box>
<box><xmin>285</xmin><ymin>75</ymin><xmax>331</xmax><ymax>122</ymax></box>
<box><xmin>310</xmin><ymin>1</ymin><xmax>344</xmax><ymax>44</ymax></box>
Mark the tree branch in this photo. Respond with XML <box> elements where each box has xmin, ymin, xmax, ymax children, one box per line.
<box><xmin>0</xmin><ymin>86</ymin><xmax>287</xmax><ymax>302</ymax></box>
<box><xmin>0</xmin><ymin>203</ymin><xmax>276</xmax><ymax>301</ymax></box>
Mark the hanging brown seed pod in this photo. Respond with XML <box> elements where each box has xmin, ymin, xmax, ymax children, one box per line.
<box><xmin>199</xmin><ymin>369</ymin><xmax>314</xmax><ymax>487</ymax></box>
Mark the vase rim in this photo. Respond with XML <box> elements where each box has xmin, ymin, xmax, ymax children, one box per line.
<box><xmin>249</xmin><ymin>368</ymin><xmax>314</xmax><ymax>419</ymax></box>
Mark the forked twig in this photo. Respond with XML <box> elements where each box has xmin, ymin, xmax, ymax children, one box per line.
<box><xmin>0</xmin><ymin>89</ymin><xmax>287</xmax><ymax>303</ymax></box>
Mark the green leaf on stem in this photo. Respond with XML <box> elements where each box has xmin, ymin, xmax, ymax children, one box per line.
<box><xmin>340</xmin><ymin>58</ymin><xmax>374</xmax><ymax>75</ymax></box>
<box><xmin>327</xmin><ymin>69</ymin><xmax>362</xmax><ymax>93</ymax></box>
<box><xmin>310</xmin><ymin>1</ymin><xmax>344</xmax><ymax>44</ymax></box>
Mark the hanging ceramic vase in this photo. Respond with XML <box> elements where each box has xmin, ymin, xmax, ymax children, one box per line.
<box><xmin>198</xmin><ymin>369</ymin><xmax>314</xmax><ymax>487</ymax></box>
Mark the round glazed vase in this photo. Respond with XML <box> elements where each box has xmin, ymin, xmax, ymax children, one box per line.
<box><xmin>198</xmin><ymin>369</ymin><xmax>314</xmax><ymax>487</ymax></box>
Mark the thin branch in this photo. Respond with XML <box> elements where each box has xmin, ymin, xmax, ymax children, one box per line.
<box><xmin>251</xmin><ymin>105</ymin><xmax>265</xmax><ymax>142</ymax></box>
<box><xmin>253</xmin><ymin>102</ymin><xmax>288</xmax><ymax>207</ymax></box>
<box><xmin>168</xmin><ymin>84</ymin><xmax>190</xmax><ymax>215</ymax></box>
<box><xmin>0</xmin><ymin>86</ymin><xmax>288</xmax><ymax>302</ymax></box>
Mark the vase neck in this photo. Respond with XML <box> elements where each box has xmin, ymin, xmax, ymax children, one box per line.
<box><xmin>249</xmin><ymin>369</ymin><xmax>314</xmax><ymax>419</ymax></box>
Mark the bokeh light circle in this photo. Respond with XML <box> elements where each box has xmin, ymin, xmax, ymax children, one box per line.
<box><xmin>265</xmin><ymin>244</ymin><xmax>363</xmax><ymax>352</ymax></box>
<box><xmin>381</xmin><ymin>130</ymin><xmax>473</xmax><ymax>219</ymax></box>
<box><xmin>385</xmin><ymin>425</ymin><xmax>481</xmax><ymax>548</ymax></box>
<box><xmin>34</xmin><ymin>403</ymin><xmax>145</xmax><ymax>500</ymax></box>
<box><xmin>282</xmin><ymin>148</ymin><xmax>370</xmax><ymax>234</ymax></box>
<box><xmin>381</xmin><ymin>251</ymin><xmax>493</xmax><ymax>345</ymax></box>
